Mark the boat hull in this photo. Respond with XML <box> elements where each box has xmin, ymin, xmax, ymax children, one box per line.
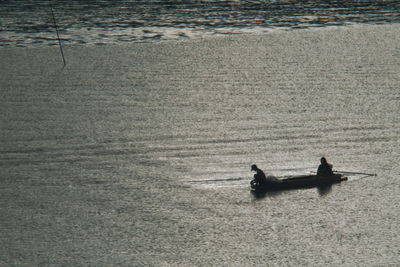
<box><xmin>251</xmin><ymin>174</ymin><xmax>347</xmax><ymax>192</ymax></box>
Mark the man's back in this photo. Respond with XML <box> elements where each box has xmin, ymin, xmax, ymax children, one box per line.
<box><xmin>317</xmin><ymin>163</ymin><xmax>333</xmax><ymax>176</ymax></box>
<box><xmin>254</xmin><ymin>169</ymin><xmax>267</xmax><ymax>184</ymax></box>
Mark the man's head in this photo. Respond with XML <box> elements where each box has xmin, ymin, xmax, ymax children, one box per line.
<box><xmin>251</xmin><ymin>164</ymin><xmax>258</xmax><ymax>171</ymax></box>
<box><xmin>320</xmin><ymin>157</ymin><xmax>327</xmax><ymax>164</ymax></box>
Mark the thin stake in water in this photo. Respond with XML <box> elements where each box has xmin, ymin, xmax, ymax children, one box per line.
<box><xmin>50</xmin><ymin>0</ymin><xmax>66</xmax><ymax>66</ymax></box>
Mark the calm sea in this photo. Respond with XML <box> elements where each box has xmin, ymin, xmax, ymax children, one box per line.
<box><xmin>1</xmin><ymin>1</ymin><xmax>400</xmax><ymax>266</ymax></box>
<box><xmin>1</xmin><ymin>0</ymin><xmax>400</xmax><ymax>47</ymax></box>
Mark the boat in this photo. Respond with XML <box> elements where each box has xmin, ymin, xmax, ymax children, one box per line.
<box><xmin>251</xmin><ymin>174</ymin><xmax>348</xmax><ymax>192</ymax></box>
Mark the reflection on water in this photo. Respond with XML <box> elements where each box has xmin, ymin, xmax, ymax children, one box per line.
<box><xmin>251</xmin><ymin>188</ymin><xmax>283</xmax><ymax>199</ymax></box>
<box><xmin>317</xmin><ymin>184</ymin><xmax>333</xmax><ymax>196</ymax></box>
<box><xmin>1</xmin><ymin>0</ymin><xmax>400</xmax><ymax>46</ymax></box>
<box><xmin>251</xmin><ymin>183</ymin><xmax>334</xmax><ymax>199</ymax></box>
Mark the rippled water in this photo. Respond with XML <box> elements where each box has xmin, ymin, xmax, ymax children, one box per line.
<box><xmin>1</xmin><ymin>0</ymin><xmax>400</xmax><ymax>46</ymax></box>
<box><xmin>1</xmin><ymin>24</ymin><xmax>399</xmax><ymax>265</ymax></box>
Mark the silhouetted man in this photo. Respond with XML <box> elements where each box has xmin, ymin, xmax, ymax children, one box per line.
<box><xmin>250</xmin><ymin>164</ymin><xmax>268</xmax><ymax>186</ymax></box>
<box><xmin>317</xmin><ymin>157</ymin><xmax>334</xmax><ymax>176</ymax></box>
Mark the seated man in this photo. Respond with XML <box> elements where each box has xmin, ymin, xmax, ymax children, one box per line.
<box><xmin>317</xmin><ymin>157</ymin><xmax>334</xmax><ymax>177</ymax></box>
<box><xmin>250</xmin><ymin>164</ymin><xmax>268</xmax><ymax>186</ymax></box>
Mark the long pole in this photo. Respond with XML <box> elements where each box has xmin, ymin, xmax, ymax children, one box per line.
<box><xmin>311</xmin><ymin>170</ymin><xmax>377</xmax><ymax>176</ymax></box>
<box><xmin>334</xmin><ymin>170</ymin><xmax>377</xmax><ymax>176</ymax></box>
<box><xmin>50</xmin><ymin>0</ymin><xmax>66</xmax><ymax>66</ymax></box>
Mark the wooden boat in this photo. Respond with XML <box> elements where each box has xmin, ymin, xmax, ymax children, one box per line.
<box><xmin>251</xmin><ymin>174</ymin><xmax>347</xmax><ymax>192</ymax></box>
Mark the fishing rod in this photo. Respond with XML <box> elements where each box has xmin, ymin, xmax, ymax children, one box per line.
<box><xmin>310</xmin><ymin>170</ymin><xmax>377</xmax><ymax>176</ymax></box>
<box><xmin>49</xmin><ymin>0</ymin><xmax>66</xmax><ymax>66</ymax></box>
<box><xmin>333</xmin><ymin>170</ymin><xmax>377</xmax><ymax>176</ymax></box>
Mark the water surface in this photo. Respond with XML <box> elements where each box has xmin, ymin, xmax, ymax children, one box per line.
<box><xmin>1</xmin><ymin>0</ymin><xmax>400</xmax><ymax>46</ymax></box>
<box><xmin>1</xmin><ymin>24</ymin><xmax>399</xmax><ymax>265</ymax></box>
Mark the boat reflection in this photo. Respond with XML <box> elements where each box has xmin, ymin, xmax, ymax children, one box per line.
<box><xmin>317</xmin><ymin>184</ymin><xmax>333</xmax><ymax>196</ymax></box>
<box><xmin>251</xmin><ymin>183</ymin><xmax>334</xmax><ymax>199</ymax></box>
